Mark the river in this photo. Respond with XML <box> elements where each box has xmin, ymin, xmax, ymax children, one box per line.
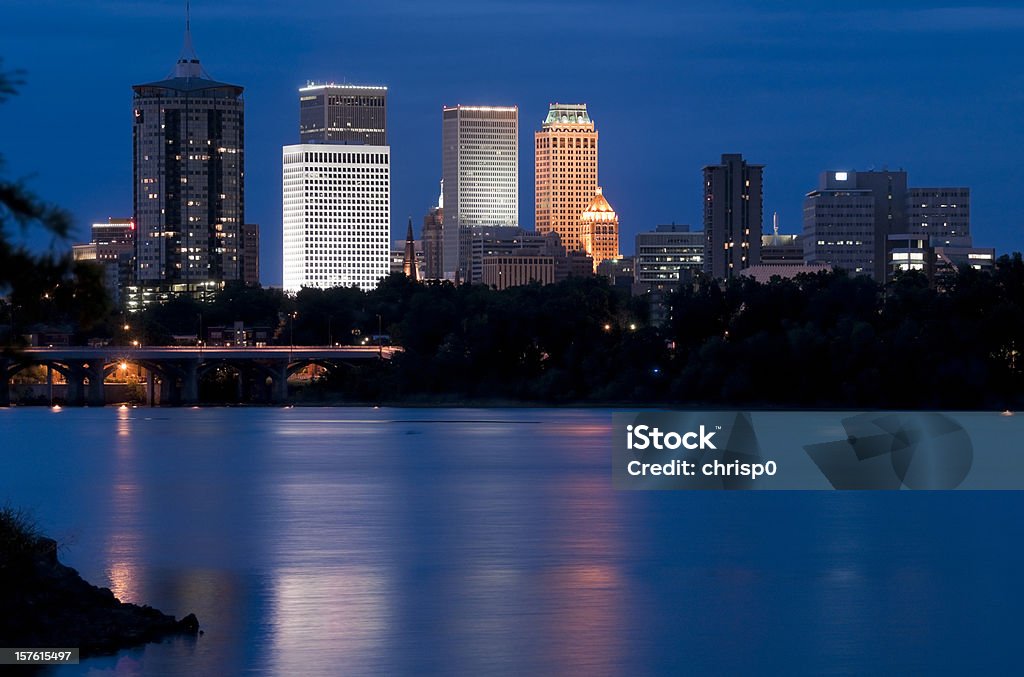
<box><xmin>0</xmin><ymin>407</ymin><xmax>1021</xmax><ymax>675</ymax></box>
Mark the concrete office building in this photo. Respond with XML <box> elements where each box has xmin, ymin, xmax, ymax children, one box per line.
<box><xmin>442</xmin><ymin>105</ymin><xmax>519</xmax><ymax>280</ymax></box>
<box><xmin>703</xmin><ymin>154</ymin><xmax>763</xmax><ymax>279</ymax></box>
<box><xmin>299</xmin><ymin>83</ymin><xmax>387</xmax><ymax>145</ymax></box>
<box><xmin>463</xmin><ymin>225</ymin><xmax>553</xmax><ymax>285</ymax></box>
<box><xmin>635</xmin><ymin>224</ymin><xmax>704</xmax><ymax>289</ymax></box>
<box><xmin>907</xmin><ymin>188</ymin><xmax>970</xmax><ymax>240</ymax></box>
<box><xmin>482</xmin><ymin>255</ymin><xmax>555</xmax><ymax>290</ymax></box>
<box><xmin>282</xmin><ymin>145</ymin><xmax>391</xmax><ymax>291</ymax></box>
<box><xmin>803</xmin><ymin>171</ymin><xmax>880</xmax><ymax>277</ymax></box>
<box><xmin>804</xmin><ymin>170</ymin><xmax>971</xmax><ymax>282</ymax></box>
<box><xmin>131</xmin><ymin>22</ymin><xmax>245</xmax><ymax>306</ymax></box>
<box><xmin>761</xmin><ymin>215</ymin><xmax>804</xmax><ymax>266</ymax></box>
<box><xmin>535</xmin><ymin>103</ymin><xmax>598</xmax><ymax>252</ymax></box>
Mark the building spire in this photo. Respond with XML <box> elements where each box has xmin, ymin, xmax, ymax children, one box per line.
<box><xmin>174</xmin><ymin>0</ymin><xmax>204</xmax><ymax>79</ymax></box>
<box><xmin>403</xmin><ymin>217</ymin><xmax>418</xmax><ymax>281</ymax></box>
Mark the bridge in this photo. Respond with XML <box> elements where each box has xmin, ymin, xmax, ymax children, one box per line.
<box><xmin>0</xmin><ymin>345</ymin><xmax>401</xmax><ymax>406</ymax></box>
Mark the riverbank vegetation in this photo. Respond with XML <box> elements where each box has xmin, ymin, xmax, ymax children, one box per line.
<box><xmin>64</xmin><ymin>255</ymin><xmax>1024</xmax><ymax>410</ymax></box>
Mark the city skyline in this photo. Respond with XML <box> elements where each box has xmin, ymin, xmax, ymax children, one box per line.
<box><xmin>3</xmin><ymin>1</ymin><xmax>1024</xmax><ymax>287</ymax></box>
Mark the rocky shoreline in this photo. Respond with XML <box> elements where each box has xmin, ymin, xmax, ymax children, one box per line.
<box><xmin>0</xmin><ymin>527</ymin><xmax>199</xmax><ymax>657</ymax></box>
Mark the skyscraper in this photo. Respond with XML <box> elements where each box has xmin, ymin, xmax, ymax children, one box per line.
<box><xmin>299</xmin><ymin>83</ymin><xmax>387</xmax><ymax>145</ymax></box>
<box><xmin>282</xmin><ymin>145</ymin><xmax>391</xmax><ymax>292</ymax></box>
<box><xmin>580</xmin><ymin>187</ymin><xmax>619</xmax><ymax>272</ymax></box>
<box><xmin>441</xmin><ymin>105</ymin><xmax>518</xmax><ymax>280</ymax></box>
<box><xmin>131</xmin><ymin>19</ymin><xmax>245</xmax><ymax>303</ymax></box>
<box><xmin>703</xmin><ymin>154</ymin><xmax>763</xmax><ymax>279</ymax></box>
<box><xmin>283</xmin><ymin>77</ymin><xmax>391</xmax><ymax>293</ymax></box>
<box><xmin>535</xmin><ymin>103</ymin><xmax>598</xmax><ymax>252</ymax></box>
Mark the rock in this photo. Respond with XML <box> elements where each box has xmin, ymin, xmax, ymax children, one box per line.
<box><xmin>0</xmin><ymin>533</ymin><xmax>200</xmax><ymax>658</ymax></box>
<box><xmin>177</xmin><ymin>613</ymin><xmax>200</xmax><ymax>634</ymax></box>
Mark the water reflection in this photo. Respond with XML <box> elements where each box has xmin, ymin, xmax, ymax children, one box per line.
<box><xmin>0</xmin><ymin>409</ymin><xmax>1018</xmax><ymax>675</ymax></box>
<box><xmin>105</xmin><ymin>407</ymin><xmax>141</xmax><ymax>603</ymax></box>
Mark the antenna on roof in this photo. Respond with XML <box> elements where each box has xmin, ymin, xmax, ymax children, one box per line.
<box><xmin>173</xmin><ymin>0</ymin><xmax>206</xmax><ymax>79</ymax></box>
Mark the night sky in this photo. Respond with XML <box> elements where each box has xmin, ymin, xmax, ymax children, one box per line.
<box><xmin>3</xmin><ymin>0</ymin><xmax>1023</xmax><ymax>286</ymax></box>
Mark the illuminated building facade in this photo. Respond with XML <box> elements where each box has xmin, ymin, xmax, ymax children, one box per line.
<box><xmin>579</xmin><ymin>187</ymin><xmax>619</xmax><ymax>272</ymax></box>
<box><xmin>442</xmin><ymin>105</ymin><xmax>519</xmax><ymax>280</ymax></box>
<box><xmin>282</xmin><ymin>145</ymin><xmax>391</xmax><ymax>292</ymax></box>
<box><xmin>299</xmin><ymin>83</ymin><xmax>387</xmax><ymax>145</ymax></box>
<box><xmin>132</xmin><ymin>26</ymin><xmax>245</xmax><ymax>303</ymax></box>
<box><xmin>703</xmin><ymin>154</ymin><xmax>763</xmax><ymax>279</ymax></box>
<box><xmin>535</xmin><ymin>103</ymin><xmax>598</xmax><ymax>252</ymax></box>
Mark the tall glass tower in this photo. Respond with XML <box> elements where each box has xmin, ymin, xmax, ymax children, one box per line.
<box><xmin>131</xmin><ymin>19</ymin><xmax>245</xmax><ymax>306</ymax></box>
<box><xmin>441</xmin><ymin>105</ymin><xmax>519</xmax><ymax>281</ymax></box>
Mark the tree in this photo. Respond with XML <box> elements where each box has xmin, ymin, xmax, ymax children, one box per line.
<box><xmin>1</xmin><ymin>62</ymin><xmax>109</xmax><ymax>346</ymax></box>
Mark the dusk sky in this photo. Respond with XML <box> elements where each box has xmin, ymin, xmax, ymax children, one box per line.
<box><xmin>3</xmin><ymin>0</ymin><xmax>1024</xmax><ymax>286</ymax></box>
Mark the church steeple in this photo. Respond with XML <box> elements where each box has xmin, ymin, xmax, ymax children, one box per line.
<box><xmin>403</xmin><ymin>218</ymin><xmax>418</xmax><ymax>281</ymax></box>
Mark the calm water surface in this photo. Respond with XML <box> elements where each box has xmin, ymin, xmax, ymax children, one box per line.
<box><xmin>0</xmin><ymin>407</ymin><xmax>1021</xmax><ymax>676</ymax></box>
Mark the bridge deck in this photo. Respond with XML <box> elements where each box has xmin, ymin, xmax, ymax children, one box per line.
<box><xmin>17</xmin><ymin>346</ymin><xmax>401</xmax><ymax>360</ymax></box>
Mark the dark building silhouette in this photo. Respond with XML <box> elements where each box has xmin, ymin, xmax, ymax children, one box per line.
<box><xmin>422</xmin><ymin>181</ymin><xmax>444</xmax><ymax>280</ymax></box>
<box><xmin>703</xmin><ymin>154</ymin><xmax>763</xmax><ymax>279</ymax></box>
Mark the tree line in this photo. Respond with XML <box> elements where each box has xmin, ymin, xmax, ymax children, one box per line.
<box><xmin>15</xmin><ymin>257</ymin><xmax>1017</xmax><ymax>409</ymax></box>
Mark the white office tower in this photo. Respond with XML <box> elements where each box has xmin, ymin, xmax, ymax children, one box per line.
<box><xmin>282</xmin><ymin>145</ymin><xmax>391</xmax><ymax>292</ymax></box>
<box><xmin>442</xmin><ymin>105</ymin><xmax>519</xmax><ymax>280</ymax></box>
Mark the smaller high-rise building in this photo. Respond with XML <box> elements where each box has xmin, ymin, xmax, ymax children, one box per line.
<box><xmin>907</xmin><ymin>188</ymin><xmax>970</xmax><ymax>240</ymax></box>
<box><xmin>703</xmin><ymin>154</ymin><xmax>763</xmax><ymax>279</ymax></box>
<box><xmin>299</xmin><ymin>83</ymin><xmax>387</xmax><ymax>145</ymax></box>
<box><xmin>803</xmin><ymin>170</ymin><xmax>969</xmax><ymax>282</ymax></box>
<box><xmin>462</xmin><ymin>225</ymin><xmax>553</xmax><ymax>285</ymax></box>
<box><xmin>240</xmin><ymin>223</ymin><xmax>260</xmax><ymax>287</ymax></box>
<box><xmin>634</xmin><ymin>224</ymin><xmax>704</xmax><ymax>290</ymax></box>
<box><xmin>580</xmin><ymin>187</ymin><xmax>620</xmax><ymax>272</ymax></box>
<box><xmin>73</xmin><ymin>218</ymin><xmax>136</xmax><ymax>307</ymax></box>
<box><xmin>422</xmin><ymin>181</ymin><xmax>444</xmax><ymax>280</ymax></box>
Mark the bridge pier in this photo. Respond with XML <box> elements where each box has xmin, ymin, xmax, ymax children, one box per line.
<box><xmin>66</xmin><ymin>363</ymin><xmax>86</xmax><ymax>407</ymax></box>
<box><xmin>0</xmin><ymin>358</ymin><xmax>10</xmax><ymax>407</ymax></box>
<box><xmin>272</xmin><ymin>361</ymin><xmax>289</xmax><ymax>404</ymax></box>
<box><xmin>159</xmin><ymin>375</ymin><xmax>175</xmax><ymax>406</ymax></box>
<box><xmin>181</xmin><ymin>359</ymin><xmax>199</xmax><ymax>405</ymax></box>
<box><xmin>86</xmin><ymin>363</ymin><xmax>105</xmax><ymax>407</ymax></box>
